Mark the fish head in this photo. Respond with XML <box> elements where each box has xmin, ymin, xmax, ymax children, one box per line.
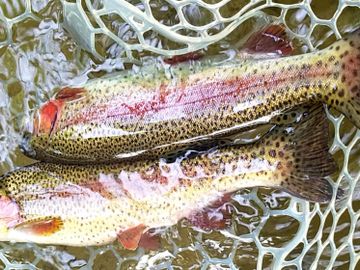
<box><xmin>20</xmin><ymin>100</ymin><xmax>64</xmax><ymax>159</ymax></box>
<box><xmin>20</xmin><ymin>87</ymin><xmax>88</xmax><ymax>161</ymax></box>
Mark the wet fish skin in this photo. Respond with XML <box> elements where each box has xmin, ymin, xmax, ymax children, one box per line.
<box><xmin>23</xmin><ymin>29</ymin><xmax>360</xmax><ymax>164</ymax></box>
<box><xmin>0</xmin><ymin>108</ymin><xmax>336</xmax><ymax>247</ymax></box>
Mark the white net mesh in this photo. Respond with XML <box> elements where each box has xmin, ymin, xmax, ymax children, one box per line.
<box><xmin>61</xmin><ymin>0</ymin><xmax>360</xmax><ymax>58</ymax></box>
<box><xmin>0</xmin><ymin>0</ymin><xmax>359</xmax><ymax>269</ymax></box>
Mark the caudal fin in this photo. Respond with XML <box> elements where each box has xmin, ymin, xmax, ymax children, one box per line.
<box><xmin>264</xmin><ymin>106</ymin><xmax>338</xmax><ymax>203</ymax></box>
<box><xmin>326</xmin><ymin>29</ymin><xmax>360</xmax><ymax>129</ymax></box>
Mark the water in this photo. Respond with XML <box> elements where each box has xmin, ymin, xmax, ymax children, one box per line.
<box><xmin>0</xmin><ymin>0</ymin><xmax>359</xmax><ymax>269</ymax></box>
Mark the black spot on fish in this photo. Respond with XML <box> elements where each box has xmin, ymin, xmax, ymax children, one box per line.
<box><xmin>338</xmin><ymin>89</ymin><xmax>345</xmax><ymax>97</ymax></box>
<box><xmin>269</xmin><ymin>149</ymin><xmax>276</xmax><ymax>157</ymax></box>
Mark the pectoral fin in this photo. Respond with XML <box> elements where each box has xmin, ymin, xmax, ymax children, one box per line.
<box><xmin>118</xmin><ymin>224</ymin><xmax>146</xmax><ymax>250</ymax></box>
<box><xmin>14</xmin><ymin>217</ymin><xmax>63</xmax><ymax>236</ymax></box>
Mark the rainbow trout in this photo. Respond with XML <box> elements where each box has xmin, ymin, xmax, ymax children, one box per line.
<box><xmin>22</xmin><ymin>25</ymin><xmax>360</xmax><ymax>164</ymax></box>
<box><xmin>0</xmin><ymin>108</ymin><xmax>336</xmax><ymax>248</ymax></box>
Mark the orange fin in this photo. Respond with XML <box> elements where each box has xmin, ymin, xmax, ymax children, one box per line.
<box><xmin>164</xmin><ymin>52</ymin><xmax>204</xmax><ymax>65</ymax></box>
<box><xmin>187</xmin><ymin>193</ymin><xmax>234</xmax><ymax>230</ymax></box>
<box><xmin>38</xmin><ymin>101</ymin><xmax>59</xmax><ymax>135</ymax></box>
<box><xmin>138</xmin><ymin>229</ymin><xmax>161</xmax><ymax>250</ymax></box>
<box><xmin>14</xmin><ymin>217</ymin><xmax>63</xmax><ymax>236</ymax></box>
<box><xmin>118</xmin><ymin>224</ymin><xmax>146</xmax><ymax>250</ymax></box>
<box><xmin>54</xmin><ymin>87</ymin><xmax>87</xmax><ymax>102</ymax></box>
<box><xmin>243</xmin><ymin>24</ymin><xmax>293</xmax><ymax>56</ymax></box>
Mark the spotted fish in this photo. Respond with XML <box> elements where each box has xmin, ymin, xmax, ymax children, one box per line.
<box><xmin>0</xmin><ymin>108</ymin><xmax>337</xmax><ymax>248</ymax></box>
<box><xmin>22</xmin><ymin>26</ymin><xmax>360</xmax><ymax>164</ymax></box>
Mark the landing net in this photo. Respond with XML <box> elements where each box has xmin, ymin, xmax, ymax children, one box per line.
<box><xmin>0</xmin><ymin>0</ymin><xmax>359</xmax><ymax>269</ymax></box>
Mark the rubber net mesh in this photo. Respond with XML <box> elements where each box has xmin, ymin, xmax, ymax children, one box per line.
<box><xmin>0</xmin><ymin>0</ymin><xmax>359</xmax><ymax>269</ymax></box>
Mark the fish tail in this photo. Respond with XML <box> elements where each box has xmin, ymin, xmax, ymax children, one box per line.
<box><xmin>325</xmin><ymin>29</ymin><xmax>360</xmax><ymax>129</ymax></box>
<box><xmin>263</xmin><ymin>106</ymin><xmax>338</xmax><ymax>203</ymax></box>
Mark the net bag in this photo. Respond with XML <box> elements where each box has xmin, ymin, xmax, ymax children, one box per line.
<box><xmin>0</xmin><ymin>0</ymin><xmax>359</xmax><ymax>269</ymax></box>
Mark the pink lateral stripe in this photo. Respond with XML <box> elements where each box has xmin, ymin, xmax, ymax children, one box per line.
<box><xmin>61</xmin><ymin>61</ymin><xmax>333</xmax><ymax>128</ymax></box>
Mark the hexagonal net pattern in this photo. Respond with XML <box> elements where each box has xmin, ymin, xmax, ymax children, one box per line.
<box><xmin>0</xmin><ymin>0</ymin><xmax>359</xmax><ymax>269</ymax></box>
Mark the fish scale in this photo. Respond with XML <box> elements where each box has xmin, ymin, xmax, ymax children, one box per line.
<box><xmin>22</xmin><ymin>28</ymin><xmax>360</xmax><ymax>164</ymax></box>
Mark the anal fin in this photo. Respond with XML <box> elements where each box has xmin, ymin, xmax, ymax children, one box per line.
<box><xmin>138</xmin><ymin>229</ymin><xmax>161</xmax><ymax>250</ymax></box>
<box><xmin>187</xmin><ymin>193</ymin><xmax>234</xmax><ymax>230</ymax></box>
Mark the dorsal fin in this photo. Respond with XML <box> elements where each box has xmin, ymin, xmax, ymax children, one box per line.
<box><xmin>243</xmin><ymin>24</ymin><xmax>293</xmax><ymax>56</ymax></box>
<box><xmin>54</xmin><ymin>87</ymin><xmax>87</xmax><ymax>102</ymax></box>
